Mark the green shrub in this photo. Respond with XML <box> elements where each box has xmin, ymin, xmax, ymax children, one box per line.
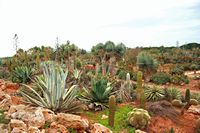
<box><xmin>12</xmin><ymin>66</ymin><xmax>34</xmax><ymax>83</ymax></box>
<box><xmin>20</xmin><ymin>62</ymin><xmax>81</xmax><ymax>113</ymax></box>
<box><xmin>170</xmin><ymin>75</ymin><xmax>189</xmax><ymax>85</ymax></box>
<box><xmin>164</xmin><ymin>88</ymin><xmax>182</xmax><ymax>101</ymax></box>
<box><xmin>0</xmin><ymin>70</ymin><xmax>10</xmax><ymax>79</ymax></box>
<box><xmin>170</xmin><ymin>65</ymin><xmax>184</xmax><ymax>75</ymax></box>
<box><xmin>144</xmin><ymin>86</ymin><xmax>165</xmax><ymax>101</ymax></box>
<box><xmin>151</xmin><ymin>72</ymin><xmax>170</xmax><ymax>84</ymax></box>
<box><xmin>0</xmin><ymin>110</ymin><xmax>10</xmax><ymax>124</ymax></box>
<box><xmin>127</xmin><ymin>108</ymin><xmax>150</xmax><ymax>129</ymax></box>
<box><xmin>171</xmin><ymin>99</ymin><xmax>184</xmax><ymax>107</ymax></box>
<box><xmin>191</xmin><ymin>93</ymin><xmax>200</xmax><ymax>102</ymax></box>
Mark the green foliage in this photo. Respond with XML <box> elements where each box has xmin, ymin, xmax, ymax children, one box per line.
<box><xmin>185</xmin><ymin>89</ymin><xmax>190</xmax><ymax>103</ymax></box>
<box><xmin>137</xmin><ymin>52</ymin><xmax>158</xmax><ymax>72</ymax></box>
<box><xmin>0</xmin><ymin>110</ymin><xmax>10</xmax><ymax>124</ymax></box>
<box><xmin>144</xmin><ymin>86</ymin><xmax>165</xmax><ymax>101</ymax></box>
<box><xmin>127</xmin><ymin>108</ymin><xmax>151</xmax><ymax>129</ymax></box>
<box><xmin>151</xmin><ymin>72</ymin><xmax>171</xmax><ymax>84</ymax></box>
<box><xmin>171</xmin><ymin>99</ymin><xmax>184</xmax><ymax>107</ymax></box>
<box><xmin>191</xmin><ymin>93</ymin><xmax>200</xmax><ymax>102</ymax></box>
<box><xmin>170</xmin><ymin>74</ymin><xmax>189</xmax><ymax>85</ymax></box>
<box><xmin>12</xmin><ymin>66</ymin><xmax>34</xmax><ymax>83</ymax></box>
<box><xmin>0</xmin><ymin>70</ymin><xmax>10</xmax><ymax>79</ymax></box>
<box><xmin>108</xmin><ymin>95</ymin><xmax>116</xmax><ymax>127</ymax></box>
<box><xmin>80</xmin><ymin>78</ymin><xmax>113</xmax><ymax>104</ymax></box>
<box><xmin>189</xmin><ymin>99</ymin><xmax>199</xmax><ymax>105</ymax></box>
<box><xmin>165</xmin><ymin>88</ymin><xmax>182</xmax><ymax>101</ymax></box>
<box><xmin>170</xmin><ymin>65</ymin><xmax>184</xmax><ymax>75</ymax></box>
<box><xmin>20</xmin><ymin>62</ymin><xmax>81</xmax><ymax>113</ymax></box>
<box><xmin>84</xmin><ymin>105</ymin><xmax>135</xmax><ymax>132</ymax></box>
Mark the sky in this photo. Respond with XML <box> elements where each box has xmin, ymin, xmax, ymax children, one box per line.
<box><xmin>0</xmin><ymin>0</ymin><xmax>200</xmax><ymax>57</ymax></box>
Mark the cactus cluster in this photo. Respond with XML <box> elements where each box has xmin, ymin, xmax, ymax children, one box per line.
<box><xmin>108</xmin><ymin>95</ymin><xmax>117</xmax><ymax>127</ymax></box>
<box><xmin>189</xmin><ymin>99</ymin><xmax>199</xmax><ymax>105</ymax></box>
<box><xmin>127</xmin><ymin>108</ymin><xmax>150</xmax><ymax>129</ymax></box>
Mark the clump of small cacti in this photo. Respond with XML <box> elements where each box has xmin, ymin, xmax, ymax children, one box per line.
<box><xmin>172</xmin><ymin>99</ymin><xmax>184</xmax><ymax>107</ymax></box>
<box><xmin>189</xmin><ymin>99</ymin><xmax>199</xmax><ymax>105</ymax></box>
<box><xmin>108</xmin><ymin>95</ymin><xmax>116</xmax><ymax>127</ymax></box>
<box><xmin>127</xmin><ymin>108</ymin><xmax>150</xmax><ymax>129</ymax></box>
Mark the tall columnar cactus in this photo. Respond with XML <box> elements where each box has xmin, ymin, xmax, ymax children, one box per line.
<box><xmin>136</xmin><ymin>71</ymin><xmax>146</xmax><ymax>109</ymax></box>
<box><xmin>185</xmin><ymin>89</ymin><xmax>190</xmax><ymax>104</ymax></box>
<box><xmin>108</xmin><ymin>95</ymin><xmax>116</xmax><ymax>127</ymax></box>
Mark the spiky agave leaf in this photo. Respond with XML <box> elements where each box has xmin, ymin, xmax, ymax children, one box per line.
<box><xmin>20</xmin><ymin>62</ymin><xmax>81</xmax><ymax>113</ymax></box>
<box><xmin>145</xmin><ymin>86</ymin><xmax>165</xmax><ymax>101</ymax></box>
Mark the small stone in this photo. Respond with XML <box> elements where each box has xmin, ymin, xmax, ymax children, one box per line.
<box><xmin>101</xmin><ymin>114</ymin><xmax>108</xmax><ymax>119</ymax></box>
<box><xmin>90</xmin><ymin>123</ymin><xmax>112</xmax><ymax>133</ymax></box>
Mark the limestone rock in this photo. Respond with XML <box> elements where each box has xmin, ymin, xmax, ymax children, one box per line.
<box><xmin>28</xmin><ymin>126</ymin><xmax>41</xmax><ymax>133</ymax></box>
<box><xmin>10</xmin><ymin>106</ymin><xmax>45</xmax><ymax>128</ymax></box>
<box><xmin>56</xmin><ymin>113</ymin><xmax>89</xmax><ymax>130</ymax></box>
<box><xmin>90</xmin><ymin>123</ymin><xmax>112</xmax><ymax>133</ymax></box>
<box><xmin>10</xmin><ymin>119</ymin><xmax>27</xmax><ymax>131</ymax></box>
<box><xmin>187</xmin><ymin>105</ymin><xmax>200</xmax><ymax>115</ymax></box>
<box><xmin>0</xmin><ymin>91</ymin><xmax>12</xmax><ymax>111</ymax></box>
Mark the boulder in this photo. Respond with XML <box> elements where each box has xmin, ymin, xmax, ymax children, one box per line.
<box><xmin>11</xmin><ymin>127</ymin><xmax>26</xmax><ymax>133</ymax></box>
<box><xmin>28</xmin><ymin>126</ymin><xmax>41</xmax><ymax>133</ymax></box>
<box><xmin>56</xmin><ymin>113</ymin><xmax>89</xmax><ymax>130</ymax></box>
<box><xmin>187</xmin><ymin>105</ymin><xmax>200</xmax><ymax>115</ymax></box>
<box><xmin>10</xmin><ymin>119</ymin><xmax>27</xmax><ymax>131</ymax></box>
<box><xmin>42</xmin><ymin>109</ymin><xmax>55</xmax><ymax>123</ymax></box>
<box><xmin>48</xmin><ymin>122</ymin><xmax>69</xmax><ymax>133</ymax></box>
<box><xmin>10</xmin><ymin>106</ymin><xmax>45</xmax><ymax>128</ymax></box>
<box><xmin>90</xmin><ymin>123</ymin><xmax>112</xmax><ymax>133</ymax></box>
<box><xmin>0</xmin><ymin>91</ymin><xmax>12</xmax><ymax>111</ymax></box>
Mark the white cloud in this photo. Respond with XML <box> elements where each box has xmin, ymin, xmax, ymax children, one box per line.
<box><xmin>0</xmin><ymin>0</ymin><xmax>199</xmax><ymax>57</ymax></box>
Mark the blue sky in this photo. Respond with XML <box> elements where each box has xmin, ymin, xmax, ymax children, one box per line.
<box><xmin>0</xmin><ymin>0</ymin><xmax>200</xmax><ymax>57</ymax></box>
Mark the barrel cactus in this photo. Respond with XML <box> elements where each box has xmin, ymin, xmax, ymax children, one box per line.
<box><xmin>189</xmin><ymin>99</ymin><xmax>198</xmax><ymax>105</ymax></box>
<box><xmin>127</xmin><ymin>108</ymin><xmax>150</xmax><ymax>129</ymax></box>
<box><xmin>171</xmin><ymin>99</ymin><xmax>184</xmax><ymax>107</ymax></box>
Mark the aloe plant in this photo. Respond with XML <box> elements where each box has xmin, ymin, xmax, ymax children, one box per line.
<box><xmin>80</xmin><ymin>78</ymin><xmax>114</xmax><ymax>106</ymax></box>
<box><xmin>12</xmin><ymin>66</ymin><xmax>34</xmax><ymax>83</ymax></box>
<box><xmin>20</xmin><ymin>62</ymin><xmax>81</xmax><ymax>113</ymax></box>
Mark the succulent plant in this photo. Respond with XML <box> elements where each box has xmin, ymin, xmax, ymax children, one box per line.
<box><xmin>171</xmin><ymin>99</ymin><xmax>184</xmax><ymax>107</ymax></box>
<box><xmin>108</xmin><ymin>95</ymin><xmax>116</xmax><ymax>127</ymax></box>
<box><xmin>189</xmin><ymin>99</ymin><xmax>199</xmax><ymax>105</ymax></box>
<box><xmin>127</xmin><ymin>108</ymin><xmax>150</xmax><ymax>129</ymax></box>
<box><xmin>20</xmin><ymin>62</ymin><xmax>81</xmax><ymax>113</ymax></box>
<box><xmin>185</xmin><ymin>89</ymin><xmax>190</xmax><ymax>104</ymax></box>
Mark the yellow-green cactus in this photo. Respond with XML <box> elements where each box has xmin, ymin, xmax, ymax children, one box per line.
<box><xmin>127</xmin><ymin>108</ymin><xmax>150</xmax><ymax>129</ymax></box>
<box><xmin>108</xmin><ymin>95</ymin><xmax>116</xmax><ymax>127</ymax></box>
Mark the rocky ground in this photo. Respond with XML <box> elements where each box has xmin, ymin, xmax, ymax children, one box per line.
<box><xmin>0</xmin><ymin>79</ymin><xmax>112</xmax><ymax>133</ymax></box>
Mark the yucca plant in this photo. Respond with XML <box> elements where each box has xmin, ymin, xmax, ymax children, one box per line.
<box><xmin>80</xmin><ymin>78</ymin><xmax>114</xmax><ymax>107</ymax></box>
<box><xmin>20</xmin><ymin>62</ymin><xmax>81</xmax><ymax>113</ymax></box>
<box><xmin>145</xmin><ymin>86</ymin><xmax>165</xmax><ymax>101</ymax></box>
<box><xmin>12</xmin><ymin>66</ymin><xmax>34</xmax><ymax>83</ymax></box>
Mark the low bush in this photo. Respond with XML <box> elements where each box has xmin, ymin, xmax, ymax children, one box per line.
<box><xmin>170</xmin><ymin>65</ymin><xmax>184</xmax><ymax>75</ymax></box>
<box><xmin>170</xmin><ymin>74</ymin><xmax>189</xmax><ymax>85</ymax></box>
<box><xmin>151</xmin><ymin>72</ymin><xmax>170</xmax><ymax>84</ymax></box>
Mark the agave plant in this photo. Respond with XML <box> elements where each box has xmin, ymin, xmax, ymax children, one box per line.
<box><xmin>164</xmin><ymin>88</ymin><xmax>182</xmax><ymax>101</ymax></box>
<box><xmin>144</xmin><ymin>86</ymin><xmax>165</xmax><ymax>101</ymax></box>
<box><xmin>12</xmin><ymin>66</ymin><xmax>34</xmax><ymax>83</ymax></box>
<box><xmin>20</xmin><ymin>62</ymin><xmax>81</xmax><ymax>113</ymax></box>
<box><xmin>80</xmin><ymin>78</ymin><xmax>114</xmax><ymax>106</ymax></box>
<box><xmin>72</xmin><ymin>69</ymin><xmax>82</xmax><ymax>80</ymax></box>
